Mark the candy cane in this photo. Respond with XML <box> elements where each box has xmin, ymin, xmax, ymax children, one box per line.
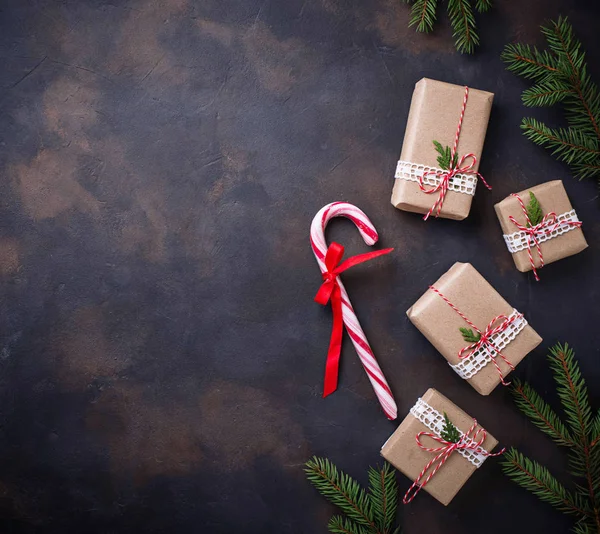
<box><xmin>310</xmin><ymin>202</ymin><xmax>398</xmax><ymax>420</ymax></box>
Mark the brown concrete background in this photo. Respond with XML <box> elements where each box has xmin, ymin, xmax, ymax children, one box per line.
<box><xmin>1</xmin><ymin>0</ymin><xmax>600</xmax><ymax>532</ymax></box>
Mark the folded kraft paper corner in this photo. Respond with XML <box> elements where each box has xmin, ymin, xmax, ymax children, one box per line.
<box><xmin>494</xmin><ymin>180</ymin><xmax>588</xmax><ymax>273</ymax></box>
<box><xmin>391</xmin><ymin>78</ymin><xmax>494</xmax><ymax>220</ymax></box>
<box><xmin>406</xmin><ymin>262</ymin><xmax>542</xmax><ymax>395</ymax></box>
<box><xmin>381</xmin><ymin>388</ymin><xmax>498</xmax><ymax>506</ymax></box>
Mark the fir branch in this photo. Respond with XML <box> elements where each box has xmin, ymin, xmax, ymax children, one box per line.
<box><xmin>459</xmin><ymin>327</ymin><xmax>481</xmax><ymax>343</ymax></box>
<box><xmin>543</xmin><ymin>17</ymin><xmax>600</xmax><ymax>140</ymax></box>
<box><xmin>440</xmin><ymin>412</ymin><xmax>461</xmax><ymax>443</ymax></box>
<box><xmin>447</xmin><ymin>0</ymin><xmax>479</xmax><ymax>54</ymax></box>
<box><xmin>305</xmin><ymin>457</ymin><xmax>376</xmax><ymax>529</ymax></box>
<box><xmin>328</xmin><ymin>516</ymin><xmax>369</xmax><ymax>534</ymax></box>
<box><xmin>522</xmin><ymin>80</ymin><xmax>574</xmax><ymax>107</ymax></box>
<box><xmin>305</xmin><ymin>458</ymin><xmax>401</xmax><ymax>534</ymax></box>
<box><xmin>503</xmin><ymin>17</ymin><xmax>600</xmax><ymax>181</ymax></box>
<box><xmin>503</xmin><ymin>343</ymin><xmax>600</xmax><ymax>532</ymax></box>
<box><xmin>521</xmin><ymin>118</ymin><xmax>600</xmax><ymax>167</ymax></box>
<box><xmin>409</xmin><ymin>0</ymin><xmax>438</xmax><ymax>33</ymax></box>
<box><xmin>511</xmin><ymin>378</ymin><xmax>574</xmax><ymax>447</ymax></box>
<box><xmin>548</xmin><ymin>344</ymin><xmax>592</xmax><ymax>441</ymax></box>
<box><xmin>501</xmin><ymin>43</ymin><xmax>560</xmax><ymax>81</ymax></box>
<box><xmin>502</xmin><ymin>448</ymin><xmax>591</xmax><ymax>517</ymax></box>
<box><xmin>432</xmin><ymin>140</ymin><xmax>457</xmax><ymax>170</ymax></box>
<box><xmin>474</xmin><ymin>0</ymin><xmax>492</xmax><ymax>13</ymax></box>
<box><xmin>368</xmin><ymin>463</ymin><xmax>398</xmax><ymax>534</ymax></box>
<box><xmin>525</xmin><ymin>192</ymin><xmax>543</xmax><ymax>227</ymax></box>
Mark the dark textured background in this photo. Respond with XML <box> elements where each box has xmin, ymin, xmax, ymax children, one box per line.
<box><xmin>1</xmin><ymin>0</ymin><xmax>600</xmax><ymax>532</ymax></box>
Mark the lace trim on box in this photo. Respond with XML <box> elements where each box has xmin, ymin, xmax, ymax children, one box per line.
<box><xmin>503</xmin><ymin>210</ymin><xmax>580</xmax><ymax>253</ymax></box>
<box><xmin>450</xmin><ymin>309</ymin><xmax>527</xmax><ymax>379</ymax></box>
<box><xmin>410</xmin><ymin>398</ymin><xmax>488</xmax><ymax>468</ymax></box>
<box><xmin>394</xmin><ymin>160</ymin><xmax>477</xmax><ymax>196</ymax></box>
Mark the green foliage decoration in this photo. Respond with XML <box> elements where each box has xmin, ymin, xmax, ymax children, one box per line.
<box><xmin>305</xmin><ymin>457</ymin><xmax>401</xmax><ymax>534</ymax></box>
<box><xmin>526</xmin><ymin>191</ymin><xmax>544</xmax><ymax>227</ymax></box>
<box><xmin>502</xmin><ymin>17</ymin><xmax>600</xmax><ymax>180</ymax></box>
<box><xmin>404</xmin><ymin>0</ymin><xmax>493</xmax><ymax>54</ymax></box>
<box><xmin>460</xmin><ymin>327</ymin><xmax>481</xmax><ymax>343</ymax></box>
<box><xmin>440</xmin><ymin>412</ymin><xmax>461</xmax><ymax>443</ymax></box>
<box><xmin>502</xmin><ymin>343</ymin><xmax>600</xmax><ymax>533</ymax></box>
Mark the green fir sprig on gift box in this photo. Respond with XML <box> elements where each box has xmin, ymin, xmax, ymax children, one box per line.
<box><xmin>433</xmin><ymin>140</ymin><xmax>458</xmax><ymax>170</ymax></box>
<box><xmin>501</xmin><ymin>343</ymin><xmax>600</xmax><ymax>533</ymax></box>
<box><xmin>440</xmin><ymin>412</ymin><xmax>461</xmax><ymax>443</ymax></box>
<box><xmin>526</xmin><ymin>192</ymin><xmax>544</xmax><ymax>227</ymax></box>
<box><xmin>502</xmin><ymin>17</ymin><xmax>600</xmax><ymax>181</ymax></box>
<box><xmin>305</xmin><ymin>457</ymin><xmax>401</xmax><ymax>534</ymax></box>
<box><xmin>460</xmin><ymin>327</ymin><xmax>481</xmax><ymax>343</ymax></box>
<box><xmin>404</xmin><ymin>0</ymin><xmax>493</xmax><ymax>54</ymax></box>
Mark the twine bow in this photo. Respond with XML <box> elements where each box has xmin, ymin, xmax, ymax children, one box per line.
<box><xmin>314</xmin><ymin>242</ymin><xmax>393</xmax><ymax>397</ymax></box>
<box><xmin>430</xmin><ymin>286</ymin><xmax>519</xmax><ymax>386</ymax></box>
<box><xmin>457</xmin><ymin>314</ymin><xmax>519</xmax><ymax>386</ymax></box>
<box><xmin>420</xmin><ymin>153</ymin><xmax>491</xmax><ymax>221</ymax></box>
<box><xmin>509</xmin><ymin>193</ymin><xmax>583</xmax><ymax>282</ymax></box>
<box><xmin>403</xmin><ymin>419</ymin><xmax>504</xmax><ymax>504</ymax></box>
<box><xmin>419</xmin><ymin>86</ymin><xmax>492</xmax><ymax>221</ymax></box>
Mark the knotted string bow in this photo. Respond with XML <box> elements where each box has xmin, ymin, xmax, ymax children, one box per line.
<box><xmin>420</xmin><ymin>153</ymin><xmax>492</xmax><ymax>221</ymax></box>
<box><xmin>457</xmin><ymin>314</ymin><xmax>518</xmax><ymax>386</ymax></box>
<box><xmin>403</xmin><ymin>419</ymin><xmax>504</xmax><ymax>504</ymax></box>
<box><xmin>418</xmin><ymin>86</ymin><xmax>492</xmax><ymax>221</ymax></box>
<box><xmin>314</xmin><ymin>242</ymin><xmax>393</xmax><ymax>397</ymax></box>
<box><xmin>430</xmin><ymin>286</ymin><xmax>519</xmax><ymax>386</ymax></box>
<box><xmin>508</xmin><ymin>193</ymin><xmax>583</xmax><ymax>281</ymax></box>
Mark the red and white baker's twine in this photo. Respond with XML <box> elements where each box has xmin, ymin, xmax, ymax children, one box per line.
<box><xmin>403</xmin><ymin>419</ymin><xmax>504</xmax><ymax>504</ymax></box>
<box><xmin>508</xmin><ymin>193</ymin><xmax>583</xmax><ymax>282</ymax></box>
<box><xmin>429</xmin><ymin>286</ymin><xmax>518</xmax><ymax>386</ymax></box>
<box><xmin>310</xmin><ymin>202</ymin><xmax>397</xmax><ymax>420</ymax></box>
<box><xmin>419</xmin><ymin>86</ymin><xmax>492</xmax><ymax>220</ymax></box>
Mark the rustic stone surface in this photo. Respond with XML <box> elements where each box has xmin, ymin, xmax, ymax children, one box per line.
<box><xmin>0</xmin><ymin>0</ymin><xmax>599</xmax><ymax>532</ymax></box>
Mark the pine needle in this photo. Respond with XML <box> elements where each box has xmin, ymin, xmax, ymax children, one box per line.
<box><xmin>502</xmin><ymin>343</ymin><xmax>600</xmax><ymax>532</ymax></box>
<box><xmin>502</xmin><ymin>17</ymin><xmax>600</xmax><ymax>181</ymax></box>
<box><xmin>511</xmin><ymin>378</ymin><xmax>574</xmax><ymax>447</ymax></box>
<box><xmin>501</xmin><ymin>448</ymin><xmax>590</xmax><ymax>517</ymax></box>
<box><xmin>433</xmin><ymin>140</ymin><xmax>457</xmax><ymax>170</ymax></box>
<box><xmin>447</xmin><ymin>0</ymin><xmax>479</xmax><ymax>54</ymax></box>
<box><xmin>440</xmin><ymin>412</ymin><xmax>461</xmax><ymax>443</ymax></box>
<box><xmin>328</xmin><ymin>516</ymin><xmax>370</xmax><ymax>534</ymax></box>
<box><xmin>459</xmin><ymin>327</ymin><xmax>481</xmax><ymax>343</ymax></box>
<box><xmin>525</xmin><ymin>191</ymin><xmax>543</xmax><ymax>227</ymax></box>
<box><xmin>403</xmin><ymin>0</ymin><xmax>491</xmax><ymax>53</ymax></box>
<box><xmin>409</xmin><ymin>0</ymin><xmax>438</xmax><ymax>33</ymax></box>
<box><xmin>368</xmin><ymin>463</ymin><xmax>398</xmax><ymax>534</ymax></box>
<box><xmin>305</xmin><ymin>457</ymin><xmax>401</xmax><ymax>534</ymax></box>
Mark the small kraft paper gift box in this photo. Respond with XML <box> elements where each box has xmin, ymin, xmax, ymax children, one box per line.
<box><xmin>391</xmin><ymin>78</ymin><xmax>494</xmax><ymax>221</ymax></box>
<box><xmin>382</xmin><ymin>388</ymin><xmax>501</xmax><ymax>506</ymax></box>
<box><xmin>495</xmin><ymin>180</ymin><xmax>588</xmax><ymax>281</ymax></box>
<box><xmin>407</xmin><ymin>262</ymin><xmax>542</xmax><ymax>395</ymax></box>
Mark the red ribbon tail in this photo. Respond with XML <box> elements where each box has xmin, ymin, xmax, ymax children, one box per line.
<box><xmin>323</xmin><ymin>284</ymin><xmax>343</xmax><ymax>397</ymax></box>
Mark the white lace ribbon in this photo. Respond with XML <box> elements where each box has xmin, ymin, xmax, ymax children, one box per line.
<box><xmin>450</xmin><ymin>309</ymin><xmax>527</xmax><ymax>380</ymax></box>
<box><xmin>410</xmin><ymin>398</ymin><xmax>488</xmax><ymax>468</ymax></box>
<box><xmin>503</xmin><ymin>209</ymin><xmax>580</xmax><ymax>253</ymax></box>
<box><xmin>394</xmin><ymin>160</ymin><xmax>478</xmax><ymax>196</ymax></box>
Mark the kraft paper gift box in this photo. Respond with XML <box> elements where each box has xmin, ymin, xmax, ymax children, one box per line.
<box><xmin>407</xmin><ymin>262</ymin><xmax>542</xmax><ymax>395</ymax></box>
<box><xmin>381</xmin><ymin>388</ymin><xmax>499</xmax><ymax>506</ymax></box>
<box><xmin>391</xmin><ymin>78</ymin><xmax>494</xmax><ymax>220</ymax></box>
<box><xmin>494</xmin><ymin>180</ymin><xmax>588</xmax><ymax>276</ymax></box>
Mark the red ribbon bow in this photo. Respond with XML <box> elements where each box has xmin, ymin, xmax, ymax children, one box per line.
<box><xmin>403</xmin><ymin>420</ymin><xmax>504</xmax><ymax>504</ymax></box>
<box><xmin>458</xmin><ymin>314</ymin><xmax>519</xmax><ymax>386</ymax></box>
<box><xmin>509</xmin><ymin>193</ymin><xmax>583</xmax><ymax>281</ymax></box>
<box><xmin>429</xmin><ymin>285</ymin><xmax>518</xmax><ymax>386</ymax></box>
<box><xmin>314</xmin><ymin>242</ymin><xmax>393</xmax><ymax>397</ymax></box>
<box><xmin>420</xmin><ymin>153</ymin><xmax>492</xmax><ymax>221</ymax></box>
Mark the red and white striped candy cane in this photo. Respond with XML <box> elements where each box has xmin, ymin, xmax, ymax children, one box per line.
<box><xmin>310</xmin><ymin>202</ymin><xmax>397</xmax><ymax>420</ymax></box>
